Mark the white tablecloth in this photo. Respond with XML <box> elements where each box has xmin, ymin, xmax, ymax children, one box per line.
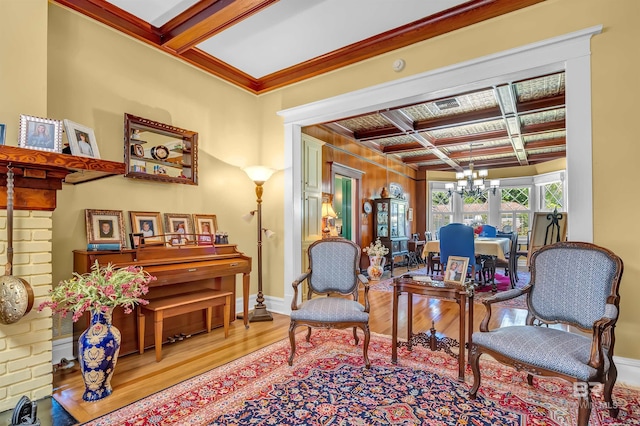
<box><xmin>422</xmin><ymin>237</ymin><xmax>510</xmax><ymax>261</ymax></box>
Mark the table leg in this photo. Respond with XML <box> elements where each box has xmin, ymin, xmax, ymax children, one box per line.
<box><xmin>392</xmin><ymin>286</ymin><xmax>399</xmax><ymax>364</ymax></box>
<box><xmin>468</xmin><ymin>293</ymin><xmax>474</xmax><ymax>365</ymax></box>
<box><xmin>407</xmin><ymin>293</ymin><xmax>413</xmax><ymax>351</ymax></box>
<box><xmin>242</xmin><ymin>272</ymin><xmax>250</xmax><ymax>329</ymax></box>
<box><xmin>458</xmin><ymin>292</ymin><xmax>466</xmax><ymax>382</ymax></box>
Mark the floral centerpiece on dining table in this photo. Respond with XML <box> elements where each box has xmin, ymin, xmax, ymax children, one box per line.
<box><xmin>38</xmin><ymin>261</ymin><xmax>155</xmax><ymax>401</ymax></box>
<box><xmin>363</xmin><ymin>238</ymin><xmax>389</xmax><ymax>280</ymax></box>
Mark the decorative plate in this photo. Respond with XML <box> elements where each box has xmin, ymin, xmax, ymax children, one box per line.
<box><xmin>150</xmin><ymin>145</ymin><xmax>169</xmax><ymax>161</ymax></box>
<box><xmin>363</xmin><ymin>201</ymin><xmax>372</xmax><ymax>214</ymax></box>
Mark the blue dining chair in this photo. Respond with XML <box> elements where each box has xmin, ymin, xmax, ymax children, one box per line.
<box><xmin>479</xmin><ymin>224</ymin><xmax>497</xmax><ymax>237</ymax></box>
<box><xmin>439</xmin><ymin>223</ymin><xmax>481</xmax><ymax>283</ymax></box>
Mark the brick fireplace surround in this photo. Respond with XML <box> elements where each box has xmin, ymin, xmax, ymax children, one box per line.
<box><xmin>0</xmin><ymin>146</ymin><xmax>125</xmax><ymax>412</ymax></box>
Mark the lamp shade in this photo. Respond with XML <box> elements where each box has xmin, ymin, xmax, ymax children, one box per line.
<box><xmin>242</xmin><ymin>211</ymin><xmax>256</xmax><ymax>223</ymax></box>
<box><xmin>263</xmin><ymin>229</ymin><xmax>275</xmax><ymax>239</ymax></box>
<box><xmin>321</xmin><ymin>202</ymin><xmax>337</xmax><ymax>218</ymax></box>
<box><xmin>243</xmin><ymin>166</ymin><xmax>275</xmax><ymax>184</ymax></box>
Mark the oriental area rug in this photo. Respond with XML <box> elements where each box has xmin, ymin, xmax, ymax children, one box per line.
<box><xmin>83</xmin><ymin>329</ymin><xmax>640</xmax><ymax>425</ymax></box>
<box><xmin>370</xmin><ymin>268</ymin><xmax>529</xmax><ymax>309</ymax></box>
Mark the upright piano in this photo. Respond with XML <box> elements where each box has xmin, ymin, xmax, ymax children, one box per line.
<box><xmin>73</xmin><ymin>244</ymin><xmax>251</xmax><ymax>356</ymax></box>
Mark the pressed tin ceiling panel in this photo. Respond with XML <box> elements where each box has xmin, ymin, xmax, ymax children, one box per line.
<box><xmin>319</xmin><ymin>72</ymin><xmax>566</xmax><ymax>172</ymax></box>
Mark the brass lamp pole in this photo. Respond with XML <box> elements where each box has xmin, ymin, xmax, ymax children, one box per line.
<box><xmin>243</xmin><ymin>166</ymin><xmax>275</xmax><ymax>322</ymax></box>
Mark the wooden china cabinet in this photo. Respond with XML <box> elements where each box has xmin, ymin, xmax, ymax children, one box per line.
<box><xmin>372</xmin><ymin>197</ymin><xmax>409</xmax><ymax>275</ymax></box>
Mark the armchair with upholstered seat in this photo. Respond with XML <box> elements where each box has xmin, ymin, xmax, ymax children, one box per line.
<box><xmin>469</xmin><ymin>241</ymin><xmax>624</xmax><ymax>425</ymax></box>
<box><xmin>289</xmin><ymin>237</ymin><xmax>371</xmax><ymax>368</ymax></box>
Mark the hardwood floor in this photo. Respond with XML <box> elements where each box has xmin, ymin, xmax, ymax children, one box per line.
<box><xmin>53</xmin><ymin>273</ymin><xmax>526</xmax><ymax>423</ymax></box>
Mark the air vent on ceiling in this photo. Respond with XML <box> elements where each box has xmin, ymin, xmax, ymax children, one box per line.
<box><xmin>434</xmin><ymin>98</ymin><xmax>460</xmax><ymax>111</ymax></box>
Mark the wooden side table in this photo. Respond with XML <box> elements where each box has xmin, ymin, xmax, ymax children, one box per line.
<box><xmin>391</xmin><ymin>276</ymin><xmax>473</xmax><ymax>382</ymax></box>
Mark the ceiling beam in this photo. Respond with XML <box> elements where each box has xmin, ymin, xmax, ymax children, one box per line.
<box><xmin>161</xmin><ymin>0</ymin><xmax>279</xmax><ymax>53</ymax></box>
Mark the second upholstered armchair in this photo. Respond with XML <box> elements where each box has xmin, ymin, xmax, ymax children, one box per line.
<box><xmin>288</xmin><ymin>237</ymin><xmax>371</xmax><ymax>368</ymax></box>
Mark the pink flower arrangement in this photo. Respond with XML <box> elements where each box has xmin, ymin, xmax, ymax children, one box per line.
<box><xmin>38</xmin><ymin>261</ymin><xmax>155</xmax><ymax>322</ymax></box>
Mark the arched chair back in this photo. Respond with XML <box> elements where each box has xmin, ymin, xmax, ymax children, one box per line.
<box><xmin>480</xmin><ymin>224</ymin><xmax>497</xmax><ymax>237</ymax></box>
<box><xmin>289</xmin><ymin>237</ymin><xmax>371</xmax><ymax>368</ymax></box>
<box><xmin>439</xmin><ymin>223</ymin><xmax>478</xmax><ymax>280</ymax></box>
<box><xmin>469</xmin><ymin>242</ymin><xmax>624</xmax><ymax>425</ymax></box>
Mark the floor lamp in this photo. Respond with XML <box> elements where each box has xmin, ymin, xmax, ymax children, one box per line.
<box><xmin>243</xmin><ymin>166</ymin><xmax>276</xmax><ymax>322</ymax></box>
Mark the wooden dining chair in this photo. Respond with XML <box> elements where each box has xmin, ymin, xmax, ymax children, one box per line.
<box><xmin>439</xmin><ymin>223</ymin><xmax>481</xmax><ymax>283</ymax></box>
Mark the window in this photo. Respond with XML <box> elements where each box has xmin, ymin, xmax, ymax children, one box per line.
<box><xmin>462</xmin><ymin>192</ymin><xmax>488</xmax><ymax>226</ymax></box>
<box><xmin>500</xmin><ymin>187</ymin><xmax>531</xmax><ymax>237</ymax></box>
<box><xmin>431</xmin><ymin>190</ymin><xmax>452</xmax><ymax>234</ymax></box>
<box><xmin>540</xmin><ymin>181</ymin><xmax>564</xmax><ymax>211</ymax></box>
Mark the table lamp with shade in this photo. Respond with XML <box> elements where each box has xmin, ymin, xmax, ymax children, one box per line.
<box><xmin>321</xmin><ymin>201</ymin><xmax>337</xmax><ymax>238</ymax></box>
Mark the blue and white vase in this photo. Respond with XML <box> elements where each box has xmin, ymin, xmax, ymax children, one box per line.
<box><xmin>78</xmin><ymin>309</ymin><xmax>121</xmax><ymax>401</ymax></box>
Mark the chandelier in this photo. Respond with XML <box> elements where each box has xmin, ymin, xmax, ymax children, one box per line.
<box><xmin>445</xmin><ymin>145</ymin><xmax>500</xmax><ymax>197</ymax></box>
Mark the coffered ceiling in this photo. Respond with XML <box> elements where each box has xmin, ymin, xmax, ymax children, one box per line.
<box><xmin>52</xmin><ymin>0</ymin><xmax>559</xmax><ymax>172</ymax></box>
<box><xmin>321</xmin><ymin>71</ymin><xmax>566</xmax><ymax>173</ymax></box>
<box><xmin>51</xmin><ymin>0</ymin><xmax>544</xmax><ymax>94</ymax></box>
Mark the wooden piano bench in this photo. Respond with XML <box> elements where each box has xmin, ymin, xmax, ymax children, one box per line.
<box><xmin>137</xmin><ymin>289</ymin><xmax>232</xmax><ymax>362</ymax></box>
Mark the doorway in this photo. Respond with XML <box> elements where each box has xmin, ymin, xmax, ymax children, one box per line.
<box><xmin>334</xmin><ymin>175</ymin><xmax>355</xmax><ymax>241</ymax></box>
<box><xmin>281</xmin><ymin>27</ymin><xmax>599</xmax><ymax>315</ymax></box>
<box><xmin>331</xmin><ymin>163</ymin><xmax>364</xmax><ymax>245</ymax></box>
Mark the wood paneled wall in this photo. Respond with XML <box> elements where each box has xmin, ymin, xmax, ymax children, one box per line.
<box><xmin>303</xmin><ymin>126</ymin><xmax>427</xmax><ymax>266</ymax></box>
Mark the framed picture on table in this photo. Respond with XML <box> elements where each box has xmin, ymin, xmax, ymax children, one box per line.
<box><xmin>85</xmin><ymin>209</ymin><xmax>125</xmax><ymax>247</ymax></box>
<box><xmin>18</xmin><ymin>114</ymin><xmax>63</xmax><ymax>153</ymax></box>
<box><xmin>130</xmin><ymin>211</ymin><xmax>164</xmax><ymax>245</ymax></box>
<box><xmin>444</xmin><ymin>256</ymin><xmax>469</xmax><ymax>286</ymax></box>
<box><xmin>64</xmin><ymin>119</ymin><xmax>101</xmax><ymax>158</ymax></box>
<box><xmin>193</xmin><ymin>214</ymin><xmax>217</xmax><ymax>245</ymax></box>
<box><xmin>164</xmin><ymin>213</ymin><xmax>194</xmax><ymax>245</ymax></box>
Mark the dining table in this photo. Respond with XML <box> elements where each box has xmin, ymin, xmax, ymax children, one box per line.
<box><xmin>422</xmin><ymin>237</ymin><xmax>511</xmax><ymax>261</ymax></box>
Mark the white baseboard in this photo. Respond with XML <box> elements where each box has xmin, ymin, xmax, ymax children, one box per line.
<box><xmin>614</xmin><ymin>356</ymin><xmax>640</xmax><ymax>388</ymax></box>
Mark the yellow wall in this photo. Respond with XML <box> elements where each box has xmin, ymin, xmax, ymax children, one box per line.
<box><xmin>46</xmin><ymin>5</ymin><xmax>274</xmax><ymax>302</ymax></box>
<box><xmin>11</xmin><ymin>0</ymin><xmax>636</xmax><ymax>361</ymax></box>
<box><xmin>257</xmin><ymin>0</ymin><xmax>640</xmax><ymax>358</ymax></box>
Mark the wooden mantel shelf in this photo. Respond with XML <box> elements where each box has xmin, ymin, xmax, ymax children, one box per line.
<box><xmin>0</xmin><ymin>145</ymin><xmax>126</xmax><ymax>211</ymax></box>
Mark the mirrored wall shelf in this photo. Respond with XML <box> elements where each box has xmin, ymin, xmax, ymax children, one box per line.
<box><xmin>125</xmin><ymin>114</ymin><xmax>198</xmax><ymax>185</ymax></box>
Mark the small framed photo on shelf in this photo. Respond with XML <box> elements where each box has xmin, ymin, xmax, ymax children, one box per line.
<box><xmin>0</xmin><ymin>123</ymin><xmax>6</xmax><ymax>145</ymax></box>
<box><xmin>130</xmin><ymin>211</ymin><xmax>164</xmax><ymax>244</ymax></box>
<box><xmin>193</xmin><ymin>214</ymin><xmax>217</xmax><ymax>245</ymax></box>
<box><xmin>63</xmin><ymin>119</ymin><xmax>100</xmax><ymax>158</ymax></box>
<box><xmin>164</xmin><ymin>213</ymin><xmax>194</xmax><ymax>244</ymax></box>
<box><xmin>18</xmin><ymin>114</ymin><xmax>63</xmax><ymax>153</ymax></box>
<box><xmin>444</xmin><ymin>256</ymin><xmax>469</xmax><ymax>286</ymax></box>
<box><xmin>129</xmin><ymin>233</ymin><xmax>143</xmax><ymax>249</ymax></box>
<box><xmin>85</xmin><ymin>209</ymin><xmax>125</xmax><ymax>247</ymax></box>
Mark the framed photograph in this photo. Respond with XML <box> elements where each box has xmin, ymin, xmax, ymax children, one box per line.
<box><xmin>444</xmin><ymin>256</ymin><xmax>469</xmax><ymax>286</ymax></box>
<box><xmin>85</xmin><ymin>209</ymin><xmax>125</xmax><ymax>246</ymax></box>
<box><xmin>129</xmin><ymin>233</ymin><xmax>143</xmax><ymax>249</ymax></box>
<box><xmin>130</xmin><ymin>211</ymin><xmax>164</xmax><ymax>244</ymax></box>
<box><xmin>18</xmin><ymin>114</ymin><xmax>62</xmax><ymax>152</ymax></box>
<box><xmin>63</xmin><ymin>119</ymin><xmax>100</xmax><ymax>158</ymax></box>
<box><xmin>164</xmin><ymin>213</ymin><xmax>194</xmax><ymax>245</ymax></box>
<box><xmin>0</xmin><ymin>123</ymin><xmax>5</xmax><ymax>145</ymax></box>
<box><xmin>193</xmin><ymin>214</ymin><xmax>217</xmax><ymax>245</ymax></box>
